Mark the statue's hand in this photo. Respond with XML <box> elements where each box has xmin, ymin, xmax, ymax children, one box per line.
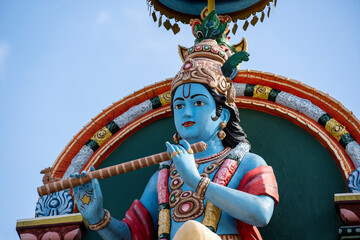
<box><xmin>72</xmin><ymin>166</ymin><xmax>105</xmax><ymax>225</ymax></box>
<box><xmin>166</xmin><ymin>140</ymin><xmax>201</xmax><ymax>190</ymax></box>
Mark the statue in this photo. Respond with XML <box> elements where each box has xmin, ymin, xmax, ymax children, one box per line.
<box><xmin>72</xmin><ymin>11</ymin><xmax>279</xmax><ymax>240</ymax></box>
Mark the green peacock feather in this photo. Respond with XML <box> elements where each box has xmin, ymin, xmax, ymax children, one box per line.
<box><xmin>192</xmin><ymin>10</ymin><xmax>250</xmax><ymax>79</ymax></box>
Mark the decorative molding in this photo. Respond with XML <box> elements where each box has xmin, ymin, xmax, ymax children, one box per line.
<box><xmin>16</xmin><ymin>214</ymin><xmax>85</xmax><ymax>240</ymax></box>
<box><xmin>235</xmin><ymin>97</ymin><xmax>354</xmax><ymax>180</ymax></box>
<box><xmin>49</xmin><ymin>71</ymin><xmax>360</xmax><ymax>186</ymax></box>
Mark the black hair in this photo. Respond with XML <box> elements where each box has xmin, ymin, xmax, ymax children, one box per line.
<box><xmin>171</xmin><ymin>84</ymin><xmax>250</xmax><ymax>148</ymax></box>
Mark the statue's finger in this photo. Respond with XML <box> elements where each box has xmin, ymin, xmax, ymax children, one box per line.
<box><xmin>166</xmin><ymin>141</ymin><xmax>176</xmax><ymax>154</ymax></box>
<box><xmin>80</xmin><ymin>170</ymin><xmax>87</xmax><ymax>178</ymax></box>
<box><xmin>74</xmin><ymin>172</ymin><xmax>80</xmax><ymax>179</ymax></box>
<box><xmin>179</xmin><ymin>139</ymin><xmax>191</xmax><ymax>153</ymax></box>
<box><xmin>92</xmin><ymin>178</ymin><xmax>103</xmax><ymax>200</ymax></box>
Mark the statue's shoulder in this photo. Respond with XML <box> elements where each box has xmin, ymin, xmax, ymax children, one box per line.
<box><xmin>238</xmin><ymin>152</ymin><xmax>268</xmax><ymax>173</ymax></box>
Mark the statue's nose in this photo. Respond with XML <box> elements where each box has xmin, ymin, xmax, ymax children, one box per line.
<box><xmin>183</xmin><ymin>105</ymin><xmax>193</xmax><ymax>118</ymax></box>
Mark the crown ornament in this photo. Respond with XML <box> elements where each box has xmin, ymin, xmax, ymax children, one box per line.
<box><xmin>171</xmin><ymin>10</ymin><xmax>249</xmax><ymax>105</ymax></box>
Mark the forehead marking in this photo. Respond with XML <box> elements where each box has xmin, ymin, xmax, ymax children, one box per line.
<box><xmin>182</xmin><ymin>84</ymin><xmax>191</xmax><ymax>99</ymax></box>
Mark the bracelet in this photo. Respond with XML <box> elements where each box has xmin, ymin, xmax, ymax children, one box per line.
<box><xmin>89</xmin><ymin>209</ymin><xmax>111</xmax><ymax>231</ymax></box>
<box><xmin>194</xmin><ymin>177</ymin><xmax>210</xmax><ymax>198</ymax></box>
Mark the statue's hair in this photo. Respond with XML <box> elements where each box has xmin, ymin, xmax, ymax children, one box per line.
<box><xmin>171</xmin><ymin>84</ymin><xmax>250</xmax><ymax>148</ymax></box>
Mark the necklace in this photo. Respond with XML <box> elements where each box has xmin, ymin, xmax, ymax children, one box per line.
<box><xmin>169</xmin><ymin>147</ymin><xmax>231</xmax><ymax>222</ymax></box>
<box><xmin>156</xmin><ymin>142</ymin><xmax>251</xmax><ymax>238</ymax></box>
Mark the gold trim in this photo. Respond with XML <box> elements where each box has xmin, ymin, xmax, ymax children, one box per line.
<box><xmin>202</xmin><ymin>201</ymin><xmax>221</xmax><ymax>232</ymax></box>
<box><xmin>208</xmin><ymin>0</ymin><xmax>215</xmax><ymax>13</ymax></box>
<box><xmin>253</xmin><ymin>85</ymin><xmax>272</xmax><ymax>100</ymax></box>
<box><xmin>334</xmin><ymin>193</ymin><xmax>360</xmax><ymax>202</ymax></box>
<box><xmin>158</xmin><ymin>209</ymin><xmax>171</xmax><ymax>236</ymax></box>
<box><xmin>325</xmin><ymin>118</ymin><xmax>349</xmax><ymax>141</ymax></box>
<box><xmin>159</xmin><ymin>91</ymin><xmax>172</xmax><ymax>106</ymax></box>
<box><xmin>91</xmin><ymin>127</ymin><xmax>112</xmax><ymax>146</ymax></box>
<box><xmin>17</xmin><ymin>213</ymin><xmax>84</xmax><ymax>228</ymax></box>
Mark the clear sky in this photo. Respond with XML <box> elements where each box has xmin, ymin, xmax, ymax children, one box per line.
<box><xmin>0</xmin><ymin>1</ymin><xmax>359</xmax><ymax>239</ymax></box>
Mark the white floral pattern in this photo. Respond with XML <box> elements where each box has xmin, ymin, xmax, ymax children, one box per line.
<box><xmin>276</xmin><ymin>92</ymin><xmax>326</xmax><ymax>121</ymax></box>
<box><xmin>63</xmin><ymin>145</ymin><xmax>94</xmax><ymax>179</ymax></box>
<box><xmin>346</xmin><ymin>141</ymin><xmax>360</xmax><ymax>169</ymax></box>
<box><xmin>233</xmin><ymin>83</ymin><xmax>246</xmax><ymax>97</ymax></box>
<box><xmin>113</xmin><ymin>100</ymin><xmax>153</xmax><ymax>128</ymax></box>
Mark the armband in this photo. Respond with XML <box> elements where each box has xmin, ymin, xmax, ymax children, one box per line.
<box><xmin>89</xmin><ymin>209</ymin><xmax>111</xmax><ymax>231</ymax></box>
<box><xmin>194</xmin><ymin>177</ymin><xmax>210</xmax><ymax>198</ymax></box>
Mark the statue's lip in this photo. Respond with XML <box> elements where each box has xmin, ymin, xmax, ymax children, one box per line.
<box><xmin>182</xmin><ymin>121</ymin><xmax>195</xmax><ymax>127</ymax></box>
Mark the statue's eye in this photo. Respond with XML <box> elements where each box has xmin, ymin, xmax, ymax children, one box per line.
<box><xmin>194</xmin><ymin>101</ymin><xmax>205</xmax><ymax>107</ymax></box>
<box><xmin>196</xmin><ymin>31</ymin><xmax>203</xmax><ymax>39</ymax></box>
<box><xmin>175</xmin><ymin>104</ymin><xmax>184</xmax><ymax>110</ymax></box>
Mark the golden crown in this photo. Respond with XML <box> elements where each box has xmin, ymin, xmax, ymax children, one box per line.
<box><xmin>171</xmin><ymin>39</ymin><xmax>236</xmax><ymax>105</ymax></box>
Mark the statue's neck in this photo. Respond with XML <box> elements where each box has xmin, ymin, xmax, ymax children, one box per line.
<box><xmin>189</xmin><ymin>137</ymin><xmax>225</xmax><ymax>159</ymax></box>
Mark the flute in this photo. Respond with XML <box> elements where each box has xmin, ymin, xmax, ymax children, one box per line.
<box><xmin>37</xmin><ymin>141</ymin><xmax>207</xmax><ymax>197</ymax></box>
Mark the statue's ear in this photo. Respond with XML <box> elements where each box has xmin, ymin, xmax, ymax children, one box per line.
<box><xmin>221</xmin><ymin>108</ymin><xmax>230</xmax><ymax>124</ymax></box>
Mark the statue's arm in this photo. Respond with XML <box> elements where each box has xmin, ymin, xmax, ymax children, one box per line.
<box><xmin>139</xmin><ymin>170</ymin><xmax>159</xmax><ymax>232</ymax></box>
<box><xmin>99</xmin><ymin>171</ymin><xmax>159</xmax><ymax>239</ymax></box>
<box><xmin>204</xmin><ymin>153</ymin><xmax>276</xmax><ymax>227</ymax></box>
<box><xmin>96</xmin><ymin>217</ymin><xmax>131</xmax><ymax>240</ymax></box>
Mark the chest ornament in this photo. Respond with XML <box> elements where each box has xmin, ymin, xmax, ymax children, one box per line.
<box><xmin>169</xmin><ymin>148</ymin><xmax>231</xmax><ymax>222</ymax></box>
<box><xmin>156</xmin><ymin>142</ymin><xmax>250</xmax><ymax>238</ymax></box>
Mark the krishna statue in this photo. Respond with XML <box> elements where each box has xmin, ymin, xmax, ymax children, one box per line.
<box><xmin>17</xmin><ymin>1</ymin><xmax>360</xmax><ymax>239</ymax></box>
<box><xmin>72</xmin><ymin>9</ymin><xmax>279</xmax><ymax>240</ymax></box>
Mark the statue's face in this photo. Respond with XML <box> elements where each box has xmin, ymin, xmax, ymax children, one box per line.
<box><xmin>173</xmin><ymin>83</ymin><xmax>228</xmax><ymax>143</ymax></box>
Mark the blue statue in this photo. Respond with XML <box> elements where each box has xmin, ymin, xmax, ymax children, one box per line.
<box><xmin>72</xmin><ymin>11</ymin><xmax>279</xmax><ymax>240</ymax></box>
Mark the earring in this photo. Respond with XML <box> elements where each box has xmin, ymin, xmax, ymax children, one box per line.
<box><xmin>217</xmin><ymin>121</ymin><xmax>227</xmax><ymax>140</ymax></box>
<box><xmin>173</xmin><ymin>132</ymin><xmax>181</xmax><ymax>144</ymax></box>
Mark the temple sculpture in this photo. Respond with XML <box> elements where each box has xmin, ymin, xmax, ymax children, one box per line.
<box><xmin>16</xmin><ymin>1</ymin><xmax>360</xmax><ymax>240</ymax></box>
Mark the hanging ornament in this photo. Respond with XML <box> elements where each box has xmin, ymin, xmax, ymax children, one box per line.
<box><xmin>158</xmin><ymin>14</ymin><xmax>163</xmax><ymax>28</ymax></box>
<box><xmin>260</xmin><ymin>11</ymin><xmax>265</xmax><ymax>22</ymax></box>
<box><xmin>250</xmin><ymin>15</ymin><xmax>259</xmax><ymax>26</ymax></box>
<box><xmin>152</xmin><ymin>11</ymin><xmax>157</xmax><ymax>22</ymax></box>
<box><xmin>172</xmin><ymin>22</ymin><xmax>180</xmax><ymax>35</ymax></box>
<box><xmin>163</xmin><ymin>19</ymin><xmax>172</xmax><ymax>31</ymax></box>
<box><xmin>243</xmin><ymin>20</ymin><xmax>249</xmax><ymax>31</ymax></box>
<box><xmin>267</xmin><ymin>5</ymin><xmax>271</xmax><ymax>18</ymax></box>
<box><xmin>232</xmin><ymin>22</ymin><xmax>238</xmax><ymax>35</ymax></box>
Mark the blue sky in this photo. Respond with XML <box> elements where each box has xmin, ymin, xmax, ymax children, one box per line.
<box><xmin>0</xmin><ymin>1</ymin><xmax>359</xmax><ymax>239</ymax></box>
